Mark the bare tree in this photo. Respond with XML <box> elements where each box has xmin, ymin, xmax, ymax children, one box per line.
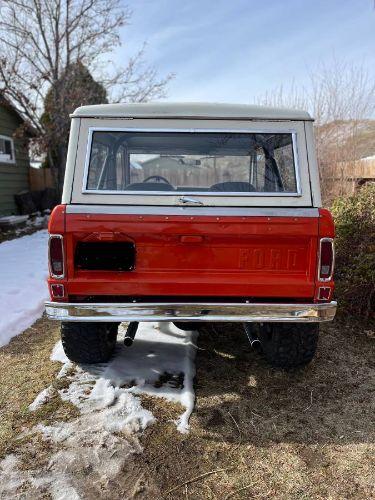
<box><xmin>257</xmin><ymin>81</ymin><xmax>309</xmax><ymax>112</ymax></box>
<box><xmin>0</xmin><ymin>0</ymin><xmax>173</xmax><ymax>191</ymax></box>
<box><xmin>257</xmin><ymin>59</ymin><xmax>375</xmax><ymax>204</ymax></box>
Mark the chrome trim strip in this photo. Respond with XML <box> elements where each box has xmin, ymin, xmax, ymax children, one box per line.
<box><xmin>66</xmin><ymin>205</ymin><xmax>319</xmax><ymax>217</ymax></box>
<box><xmin>82</xmin><ymin>127</ymin><xmax>302</xmax><ymax>198</ymax></box>
<box><xmin>318</xmin><ymin>237</ymin><xmax>335</xmax><ymax>282</ymax></box>
<box><xmin>48</xmin><ymin>235</ymin><xmax>65</xmax><ymax>280</ymax></box>
<box><xmin>45</xmin><ymin>301</ymin><xmax>337</xmax><ymax>323</ymax></box>
<box><xmin>82</xmin><ymin>190</ymin><xmax>302</xmax><ymax>197</ymax></box>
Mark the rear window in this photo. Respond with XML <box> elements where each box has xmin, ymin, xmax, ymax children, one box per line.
<box><xmin>85</xmin><ymin>131</ymin><xmax>299</xmax><ymax>194</ymax></box>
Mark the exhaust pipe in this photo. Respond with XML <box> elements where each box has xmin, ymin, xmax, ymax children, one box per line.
<box><xmin>243</xmin><ymin>323</ymin><xmax>261</xmax><ymax>348</ymax></box>
<box><xmin>124</xmin><ymin>322</ymin><xmax>139</xmax><ymax>347</ymax></box>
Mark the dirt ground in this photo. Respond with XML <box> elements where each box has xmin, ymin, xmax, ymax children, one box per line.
<box><xmin>0</xmin><ymin>316</ymin><xmax>374</xmax><ymax>499</ymax></box>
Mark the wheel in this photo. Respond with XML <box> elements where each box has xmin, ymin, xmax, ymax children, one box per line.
<box><xmin>253</xmin><ymin>323</ymin><xmax>319</xmax><ymax>369</ymax></box>
<box><xmin>61</xmin><ymin>322</ymin><xmax>119</xmax><ymax>364</ymax></box>
<box><xmin>172</xmin><ymin>322</ymin><xmax>199</xmax><ymax>331</ymax></box>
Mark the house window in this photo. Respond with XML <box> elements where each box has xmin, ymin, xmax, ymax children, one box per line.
<box><xmin>0</xmin><ymin>135</ymin><xmax>15</xmax><ymax>164</ymax></box>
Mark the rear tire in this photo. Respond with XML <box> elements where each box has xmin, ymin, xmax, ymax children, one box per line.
<box><xmin>253</xmin><ymin>323</ymin><xmax>319</xmax><ymax>369</ymax></box>
<box><xmin>61</xmin><ymin>322</ymin><xmax>119</xmax><ymax>364</ymax></box>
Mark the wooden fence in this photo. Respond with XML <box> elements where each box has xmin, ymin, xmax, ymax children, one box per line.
<box><xmin>29</xmin><ymin>167</ymin><xmax>54</xmax><ymax>191</ymax></box>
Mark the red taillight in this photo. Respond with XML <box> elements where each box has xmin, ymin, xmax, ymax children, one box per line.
<box><xmin>50</xmin><ymin>283</ymin><xmax>65</xmax><ymax>298</ymax></box>
<box><xmin>49</xmin><ymin>235</ymin><xmax>65</xmax><ymax>278</ymax></box>
<box><xmin>318</xmin><ymin>238</ymin><xmax>334</xmax><ymax>281</ymax></box>
<box><xmin>318</xmin><ymin>286</ymin><xmax>331</xmax><ymax>301</ymax></box>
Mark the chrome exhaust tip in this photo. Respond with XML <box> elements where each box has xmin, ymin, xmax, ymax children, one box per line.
<box><xmin>243</xmin><ymin>323</ymin><xmax>261</xmax><ymax>348</ymax></box>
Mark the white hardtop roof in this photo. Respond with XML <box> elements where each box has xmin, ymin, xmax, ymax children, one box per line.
<box><xmin>71</xmin><ymin>102</ymin><xmax>312</xmax><ymax>121</ymax></box>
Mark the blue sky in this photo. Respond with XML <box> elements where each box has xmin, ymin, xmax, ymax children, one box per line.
<box><xmin>117</xmin><ymin>0</ymin><xmax>375</xmax><ymax>103</ymax></box>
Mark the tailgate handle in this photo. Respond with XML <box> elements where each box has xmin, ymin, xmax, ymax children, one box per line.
<box><xmin>180</xmin><ymin>235</ymin><xmax>204</xmax><ymax>243</ymax></box>
<box><xmin>83</xmin><ymin>232</ymin><xmax>134</xmax><ymax>243</ymax></box>
<box><xmin>97</xmin><ymin>232</ymin><xmax>116</xmax><ymax>241</ymax></box>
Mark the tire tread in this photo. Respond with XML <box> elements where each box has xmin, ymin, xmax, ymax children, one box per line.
<box><xmin>61</xmin><ymin>322</ymin><xmax>118</xmax><ymax>364</ymax></box>
<box><xmin>257</xmin><ymin>323</ymin><xmax>319</xmax><ymax>369</ymax></box>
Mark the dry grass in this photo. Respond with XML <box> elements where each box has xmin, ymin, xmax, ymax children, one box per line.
<box><xmin>128</xmin><ymin>319</ymin><xmax>375</xmax><ymax>499</ymax></box>
<box><xmin>0</xmin><ymin>316</ymin><xmax>374</xmax><ymax>499</ymax></box>
<box><xmin>0</xmin><ymin>316</ymin><xmax>78</xmax><ymax>459</ymax></box>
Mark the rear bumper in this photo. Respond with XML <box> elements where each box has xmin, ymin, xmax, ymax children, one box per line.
<box><xmin>45</xmin><ymin>301</ymin><xmax>337</xmax><ymax>323</ymax></box>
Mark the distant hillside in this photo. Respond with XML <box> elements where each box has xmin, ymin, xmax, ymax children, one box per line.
<box><xmin>317</xmin><ymin>119</ymin><xmax>375</xmax><ymax>202</ymax></box>
<box><xmin>317</xmin><ymin>119</ymin><xmax>375</xmax><ymax>161</ymax></box>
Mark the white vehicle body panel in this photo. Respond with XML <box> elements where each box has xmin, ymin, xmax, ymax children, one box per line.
<box><xmin>63</xmin><ymin>113</ymin><xmax>320</xmax><ymax>208</ymax></box>
<box><xmin>70</xmin><ymin>102</ymin><xmax>312</xmax><ymax>121</ymax></box>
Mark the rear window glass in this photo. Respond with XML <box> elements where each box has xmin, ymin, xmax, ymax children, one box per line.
<box><xmin>85</xmin><ymin>131</ymin><xmax>298</xmax><ymax>194</ymax></box>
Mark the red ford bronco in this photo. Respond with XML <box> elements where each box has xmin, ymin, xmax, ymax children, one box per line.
<box><xmin>45</xmin><ymin>103</ymin><xmax>336</xmax><ymax>368</ymax></box>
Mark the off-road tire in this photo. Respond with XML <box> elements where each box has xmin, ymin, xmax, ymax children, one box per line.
<box><xmin>255</xmin><ymin>323</ymin><xmax>319</xmax><ymax>369</ymax></box>
<box><xmin>61</xmin><ymin>322</ymin><xmax>119</xmax><ymax>364</ymax></box>
<box><xmin>173</xmin><ymin>322</ymin><xmax>199</xmax><ymax>331</ymax></box>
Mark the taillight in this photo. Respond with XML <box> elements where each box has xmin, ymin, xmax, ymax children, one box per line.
<box><xmin>318</xmin><ymin>286</ymin><xmax>331</xmax><ymax>301</ymax></box>
<box><xmin>49</xmin><ymin>235</ymin><xmax>65</xmax><ymax>278</ymax></box>
<box><xmin>318</xmin><ymin>238</ymin><xmax>334</xmax><ymax>281</ymax></box>
<box><xmin>50</xmin><ymin>283</ymin><xmax>65</xmax><ymax>298</ymax></box>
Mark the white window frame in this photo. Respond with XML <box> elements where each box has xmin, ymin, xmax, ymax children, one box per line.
<box><xmin>0</xmin><ymin>134</ymin><xmax>16</xmax><ymax>164</ymax></box>
<box><xmin>82</xmin><ymin>127</ymin><xmax>302</xmax><ymax>197</ymax></box>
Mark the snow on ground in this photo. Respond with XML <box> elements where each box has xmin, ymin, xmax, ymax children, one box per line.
<box><xmin>362</xmin><ymin>154</ymin><xmax>375</xmax><ymax>162</ymax></box>
<box><xmin>0</xmin><ymin>230</ymin><xmax>49</xmax><ymax>347</ymax></box>
<box><xmin>49</xmin><ymin>322</ymin><xmax>198</xmax><ymax>433</ymax></box>
<box><xmin>0</xmin><ymin>322</ymin><xmax>198</xmax><ymax>499</ymax></box>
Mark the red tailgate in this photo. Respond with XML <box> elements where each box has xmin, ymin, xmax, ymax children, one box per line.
<box><xmin>62</xmin><ymin>212</ymin><xmax>319</xmax><ymax>300</ymax></box>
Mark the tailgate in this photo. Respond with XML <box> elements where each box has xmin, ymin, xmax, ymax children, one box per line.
<box><xmin>64</xmin><ymin>211</ymin><xmax>319</xmax><ymax>300</ymax></box>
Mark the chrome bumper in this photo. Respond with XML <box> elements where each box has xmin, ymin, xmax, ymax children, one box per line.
<box><xmin>45</xmin><ymin>301</ymin><xmax>337</xmax><ymax>323</ymax></box>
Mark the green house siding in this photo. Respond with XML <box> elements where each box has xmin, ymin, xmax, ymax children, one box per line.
<box><xmin>0</xmin><ymin>105</ymin><xmax>30</xmax><ymax>215</ymax></box>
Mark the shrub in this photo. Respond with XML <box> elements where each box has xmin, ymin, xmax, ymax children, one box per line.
<box><xmin>331</xmin><ymin>183</ymin><xmax>375</xmax><ymax>318</ymax></box>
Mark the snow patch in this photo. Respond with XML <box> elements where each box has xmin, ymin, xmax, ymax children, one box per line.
<box><xmin>50</xmin><ymin>339</ymin><xmax>69</xmax><ymax>363</ymax></box>
<box><xmin>1</xmin><ymin>322</ymin><xmax>198</xmax><ymax>497</ymax></box>
<box><xmin>0</xmin><ymin>455</ymin><xmax>24</xmax><ymax>492</ymax></box>
<box><xmin>362</xmin><ymin>154</ymin><xmax>375</xmax><ymax>162</ymax></box>
<box><xmin>29</xmin><ymin>385</ymin><xmax>54</xmax><ymax>411</ymax></box>
<box><xmin>26</xmin><ymin>213</ymin><xmax>50</xmax><ymax>228</ymax></box>
<box><xmin>0</xmin><ymin>230</ymin><xmax>49</xmax><ymax>347</ymax></box>
<box><xmin>0</xmin><ymin>438</ymin><xmax>132</xmax><ymax>500</ymax></box>
<box><xmin>50</xmin><ymin>322</ymin><xmax>198</xmax><ymax>433</ymax></box>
